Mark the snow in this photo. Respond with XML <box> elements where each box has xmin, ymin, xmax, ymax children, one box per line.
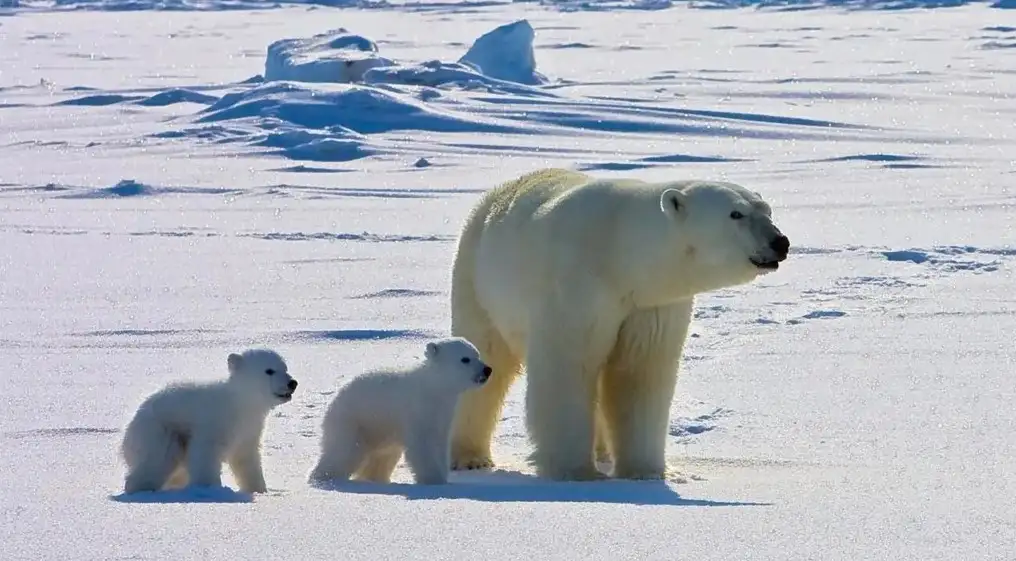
<box><xmin>1</xmin><ymin>1</ymin><xmax>1015</xmax><ymax>560</ymax></box>
<box><xmin>264</xmin><ymin>29</ymin><xmax>396</xmax><ymax>84</ymax></box>
<box><xmin>458</xmin><ymin>20</ymin><xmax>548</xmax><ymax>85</ymax></box>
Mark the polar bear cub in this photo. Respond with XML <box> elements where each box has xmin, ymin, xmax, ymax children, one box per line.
<box><xmin>119</xmin><ymin>348</ymin><xmax>298</xmax><ymax>495</ymax></box>
<box><xmin>309</xmin><ymin>337</ymin><xmax>492</xmax><ymax>486</ymax></box>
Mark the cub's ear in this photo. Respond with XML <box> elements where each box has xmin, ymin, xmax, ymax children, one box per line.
<box><xmin>227</xmin><ymin>353</ymin><xmax>244</xmax><ymax>374</ymax></box>
<box><xmin>660</xmin><ymin>188</ymin><xmax>687</xmax><ymax>219</ymax></box>
<box><xmin>425</xmin><ymin>342</ymin><xmax>439</xmax><ymax>359</ymax></box>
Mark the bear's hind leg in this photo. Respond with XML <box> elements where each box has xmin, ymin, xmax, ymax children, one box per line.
<box><xmin>449</xmin><ymin>313</ymin><xmax>521</xmax><ymax>472</ymax></box>
<box><xmin>165</xmin><ymin>465</ymin><xmax>189</xmax><ymax>489</ymax></box>
<box><xmin>308</xmin><ymin>420</ymin><xmax>367</xmax><ymax>484</ymax></box>
<box><xmin>593</xmin><ymin>393</ymin><xmax>613</xmax><ymax>465</ymax></box>
<box><xmin>121</xmin><ymin>421</ymin><xmax>184</xmax><ymax>494</ymax></box>
<box><xmin>601</xmin><ymin>302</ymin><xmax>692</xmax><ymax>480</ymax></box>
<box><xmin>164</xmin><ymin>435</ymin><xmax>190</xmax><ymax>489</ymax></box>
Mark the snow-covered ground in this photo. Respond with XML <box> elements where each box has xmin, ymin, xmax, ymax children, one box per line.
<box><xmin>2</xmin><ymin>2</ymin><xmax>1015</xmax><ymax>560</ymax></box>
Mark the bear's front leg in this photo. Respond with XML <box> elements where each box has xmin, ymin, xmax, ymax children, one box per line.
<box><xmin>228</xmin><ymin>439</ymin><xmax>268</xmax><ymax>493</ymax></box>
<box><xmin>186</xmin><ymin>431</ymin><xmax>225</xmax><ymax>489</ymax></box>
<box><xmin>405</xmin><ymin>422</ymin><xmax>452</xmax><ymax>485</ymax></box>
<box><xmin>601</xmin><ymin>302</ymin><xmax>692</xmax><ymax>480</ymax></box>
<box><xmin>525</xmin><ymin>303</ymin><xmax>621</xmax><ymax>481</ymax></box>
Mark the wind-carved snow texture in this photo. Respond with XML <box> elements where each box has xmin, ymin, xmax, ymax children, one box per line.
<box><xmin>139</xmin><ymin>22</ymin><xmax>558</xmax><ymax>163</ymax></box>
<box><xmin>33</xmin><ymin>18</ymin><xmax>951</xmax><ymax>168</ymax></box>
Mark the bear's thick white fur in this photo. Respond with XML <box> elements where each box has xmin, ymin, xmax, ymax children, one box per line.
<box><xmin>446</xmin><ymin>168</ymin><xmax>789</xmax><ymax>481</ymax></box>
<box><xmin>308</xmin><ymin>337</ymin><xmax>492</xmax><ymax>486</ymax></box>
<box><xmin>119</xmin><ymin>348</ymin><xmax>298</xmax><ymax>494</ymax></box>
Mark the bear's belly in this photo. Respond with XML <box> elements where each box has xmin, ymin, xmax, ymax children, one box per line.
<box><xmin>358</xmin><ymin>418</ymin><xmax>404</xmax><ymax>449</ymax></box>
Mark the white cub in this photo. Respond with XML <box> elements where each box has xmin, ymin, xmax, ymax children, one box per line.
<box><xmin>119</xmin><ymin>348</ymin><xmax>298</xmax><ymax>494</ymax></box>
<box><xmin>309</xmin><ymin>337</ymin><xmax>491</xmax><ymax>485</ymax></box>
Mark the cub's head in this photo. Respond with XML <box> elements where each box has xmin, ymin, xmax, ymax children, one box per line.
<box><xmin>659</xmin><ymin>180</ymin><xmax>789</xmax><ymax>288</ymax></box>
<box><xmin>226</xmin><ymin>348</ymin><xmax>298</xmax><ymax>406</ymax></box>
<box><xmin>424</xmin><ymin>337</ymin><xmax>492</xmax><ymax>390</ymax></box>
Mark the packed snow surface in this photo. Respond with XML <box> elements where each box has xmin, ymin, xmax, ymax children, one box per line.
<box><xmin>1</xmin><ymin>2</ymin><xmax>1015</xmax><ymax>561</ymax></box>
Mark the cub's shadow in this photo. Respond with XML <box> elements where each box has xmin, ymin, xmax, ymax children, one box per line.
<box><xmin>109</xmin><ymin>485</ymin><xmax>255</xmax><ymax>504</ymax></box>
<box><xmin>312</xmin><ymin>469</ymin><xmax>770</xmax><ymax>507</ymax></box>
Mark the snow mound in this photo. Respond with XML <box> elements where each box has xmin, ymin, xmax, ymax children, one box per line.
<box><xmin>261</xmin><ymin>21</ymin><xmax>548</xmax><ymax>89</ymax></box>
<box><xmin>363</xmin><ymin>60</ymin><xmax>551</xmax><ymax>97</ymax></box>
<box><xmin>52</xmin><ymin>179</ymin><xmax>239</xmax><ymax>198</ymax></box>
<box><xmin>72</xmin><ymin>179</ymin><xmax>155</xmax><ymax>197</ymax></box>
<box><xmin>162</xmin><ymin>80</ymin><xmax>528</xmax><ymax>162</ymax></box>
<box><xmin>136</xmin><ymin>88</ymin><xmax>219</xmax><ymax>106</ymax></box>
<box><xmin>264</xmin><ymin>28</ymin><xmax>396</xmax><ymax>84</ymax></box>
<box><xmin>274</xmin><ymin>136</ymin><xmax>382</xmax><ymax>162</ymax></box>
<box><xmin>458</xmin><ymin>20</ymin><xmax>548</xmax><ymax>86</ymax></box>
<box><xmin>196</xmin><ymin>81</ymin><xmax>519</xmax><ymax>135</ymax></box>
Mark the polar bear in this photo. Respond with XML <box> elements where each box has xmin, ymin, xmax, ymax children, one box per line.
<box><xmin>308</xmin><ymin>337</ymin><xmax>492</xmax><ymax>486</ymax></box>
<box><xmin>446</xmin><ymin>168</ymin><xmax>790</xmax><ymax>481</ymax></box>
<box><xmin>119</xmin><ymin>348</ymin><xmax>298</xmax><ymax>494</ymax></box>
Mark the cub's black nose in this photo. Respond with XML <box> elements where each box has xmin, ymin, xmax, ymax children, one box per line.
<box><xmin>770</xmin><ymin>235</ymin><xmax>790</xmax><ymax>258</ymax></box>
<box><xmin>288</xmin><ymin>380</ymin><xmax>299</xmax><ymax>390</ymax></box>
<box><xmin>482</xmin><ymin>366</ymin><xmax>492</xmax><ymax>376</ymax></box>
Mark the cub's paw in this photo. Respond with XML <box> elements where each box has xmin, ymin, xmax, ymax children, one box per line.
<box><xmin>451</xmin><ymin>452</ymin><xmax>495</xmax><ymax>471</ymax></box>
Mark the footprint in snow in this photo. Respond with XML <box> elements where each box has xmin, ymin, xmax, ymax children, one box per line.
<box><xmin>786</xmin><ymin>310</ymin><xmax>847</xmax><ymax>325</ymax></box>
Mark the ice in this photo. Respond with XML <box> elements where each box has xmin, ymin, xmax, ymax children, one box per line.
<box><xmin>458</xmin><ymin>19</ymin><xmax>548</xmax><ymax>86</ymax></box>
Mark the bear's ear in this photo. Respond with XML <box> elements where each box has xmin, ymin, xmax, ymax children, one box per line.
<box><xmin>660</xmin><ymin>188</ymin><xmax>687</xmax><ymax>219</ymax></box>
<box><xmin>425</xmin><ymin>342</ymin><xmax>439</xmax><ymax>359</ymax></box>
<box><xmin>227</xmin><ymin>353</ymin><xmax>244</xmax><ymax>375</ymax></box>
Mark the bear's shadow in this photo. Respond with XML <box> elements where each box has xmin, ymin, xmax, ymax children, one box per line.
<box><xmin>313</xmin><ymin>469</ymin><xmax>770</xmax><ymax>507</ymax></box>
<box><xmin>108</xmin><ymin>485</ymin><xmax>254</xmax><ymax>504</ymax></box>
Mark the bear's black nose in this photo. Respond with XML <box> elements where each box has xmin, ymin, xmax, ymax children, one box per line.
<box><xmin>482</xmin><ymin>366</ymin><xmax>492</xmax><ymax>376</ymax></box>
<box><xmin>770</xmin><ymin>235</ymin><xmax>790</xmax><ymax>259</ymax></box>
<box><xmin>288</xmin><ymin>380</ymin><xmax>298</xmax><ymax>390</ymax></box>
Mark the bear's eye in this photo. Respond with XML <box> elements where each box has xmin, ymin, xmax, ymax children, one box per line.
<box><xmin>730</xmin><ymin>211</ymin><xmax>745</xmax><ymax>220</ymax></box>
<box><xmin>461</xmin><ymin>357</ymin><xmax>471</xmax><ymax>364</ymax></box>
<box><xmin>265</xmin><ymin>369</ymin><xmax>275</xmax><ymax>376</ymax></box>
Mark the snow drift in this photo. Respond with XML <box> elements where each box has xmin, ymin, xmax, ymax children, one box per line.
<box><xmin>457</xmin><ymin>20</ymin><xmax>548</xmax><ymax>86</ymax></box>
<box><xmin>262</xmin><ymin>20</ymin><xmax>548</xmax><ymax>89</ymax></box>
<box><xmin>125</xmin><ymin>18</ymin><xmax>895</xmax><ymax>166</ymax></box>
<box><xmin>264</xmin><ymin>29</ymin><xmax>396</xmax><ymax>84</ymax></box>
<box><xmin>196</xmin><ymin>81</ymin><xmax>524</xmax><ymax>135</ymax></box>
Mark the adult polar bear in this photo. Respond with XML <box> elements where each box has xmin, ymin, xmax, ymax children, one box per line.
<box><xmin>447</xmin><ymin>168</ymin><xmax>790</xmax><ymax>481</ymax></box>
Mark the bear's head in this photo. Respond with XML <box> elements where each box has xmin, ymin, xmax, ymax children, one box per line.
<box><xmin>658</xmin><ymin>180</ymin><xmax>789</xmax><ymax>292</ymax></box>
<box><xmin>226</xmin><ymin>348</ymin><xmax>298</xmax><ymax>407</ymax></box>
<box><xmin>424</xmin><ymin>337</ymin><xmax>492</xmax><ymax>390</ymax></box>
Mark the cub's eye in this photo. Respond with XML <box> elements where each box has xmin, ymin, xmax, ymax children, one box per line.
<box><xmin>461</xmin><ymin>357</ymin><xmax>471</xmax><ymax>364</ymax></box>
<box><xmin>265</xmin><ymin>369</ymin><xmax>275</xmax><ymax>376</ymax></box>
<box><xmin>730</xmin><ymin>211</ymin><xmax>745</xmax><ymax>220</ymax></box>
